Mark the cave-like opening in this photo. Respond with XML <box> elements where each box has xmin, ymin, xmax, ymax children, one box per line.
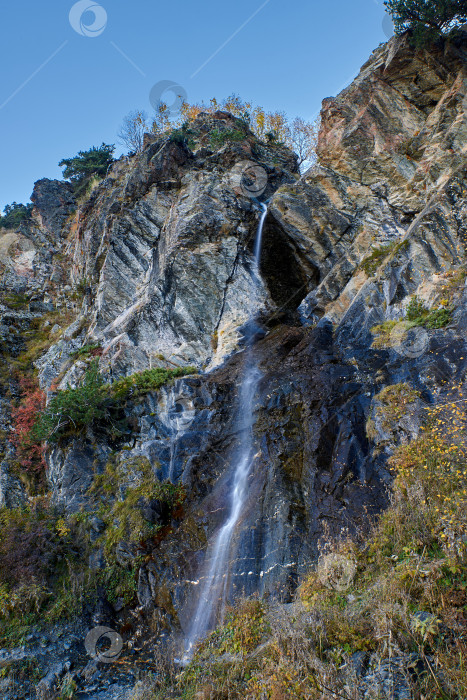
<box><xmin>256</xmin><ymin>214</ymin><xmax>319</xmax><ymax>312</ymax></box>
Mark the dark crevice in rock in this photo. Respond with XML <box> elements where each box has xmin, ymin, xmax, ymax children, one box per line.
<box><xmin>257</xmin><ymin>214</ymin><xmax>319</xmax><ymax>312</ymax></box>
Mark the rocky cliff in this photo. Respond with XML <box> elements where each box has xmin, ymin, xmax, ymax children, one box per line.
<box><xmin>0</xmin><ymin>31</ymin><xmax>466</xmax><ymax>699</ymax></box>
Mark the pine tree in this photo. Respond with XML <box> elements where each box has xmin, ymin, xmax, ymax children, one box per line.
<box><xmin>385</xmin><ymin>0</ymin><xmax>467</xmax><ymax>46</ymax></box>
<box><xmin>59</xmin><ymin>143</ymin><xmax>115</xmax><ymax>197</ymax></box>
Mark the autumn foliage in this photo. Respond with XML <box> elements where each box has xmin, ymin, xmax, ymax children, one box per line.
<box><xmin>388</xmin><ymin>384</ymin><xmax>467</xmax><ymax>554</ymax></box>
<box><xmin>10</xmin><ymin>377</ymin><xmax>46</xmax><ymax>473</ymax></box>
<box><xmin>160</xmin><ymin>95</ymin><xmax>319</xmax><ymax>169</ymax></box>
<box><xmin>118</xmin><ymin>93</ymin><xmax>319</xmax><ymax>170</ymax></box>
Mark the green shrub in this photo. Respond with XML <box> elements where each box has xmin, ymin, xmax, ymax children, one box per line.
<box><xmin>30</xmin><ymin>363</ymin><xmax>197</xmax><ymax>444</ymax></box>
<box><xmin>406</xmin><ymin>295</ymin><xmax>453</xmax><ymax>328</ymax></box>
<box><xmin>372</xmin><ymin>297</ymin><xmax>453</xmax><ymax>349</ymax></box>
<box><xmin>69</xmin><ymin>343</ymin><xmax>102</xmax><ymax>358</ymax></box>
<box><xmin>0</xmin><ymin>202</ymin><xmax>33</xmax><ymax>229</ymax></box>
<box><xmin>32</xmin><ymin>360</ymin><xmax>106</xmax><ymax>443</ymax></box>
<box><xmin>360</xmin><ymin>240</ymin><xmax>411</xmax><ymax>276</ymax></box>
<box><xmin>209</xmin><ymin>127</ymin><xmax>246</xmax><ymax>148</ymax></box>
<box><xmin>2</xmin><ymin>293</ymin><xmax>30</xmax><ymax>310</ymax></box>
<box><xmin>424</xmin><ymin>306</ymin><xmax>453</xmax><ymax>328</ymax></box>
<box><xmin>360</xmin><ymin>242</ymin><xmax>396</xmax><ymax>275</ymax></box>
<box><xmin>58</xmin><ymin>674</ymin><xmax>78</xmax><ymax>699</ymax></box>
<box><xmin>0</xmin><ymin>658</ymin><xmax>43</xmax><ymax>683</ymax></box>
<box><xmin>96</xmin><ymin>561</ymin><xmax>140</xmax><ymax>606</ymax></box>
<box><xmin>110</xmin><ymin>366</ymin><xmax>197</xmax><ymax>401</ymax></box>
<box><xmin>59</xmin><ymin>143</ymin><xmax>115</xmax><ymax>197</ymax></box>
<box><xmin>406</xmin><ymin>295</ymin><xmax>428</xmax><ymax>321</ymax></box>
<box><xmin>384</xmin><ymin>0</ymin><xmax>467</xmax><ymax>47</ymax></box>
<box><xmin>168</xmin><ymin>122</ymin><xmax>195</xmax><ymax>148</ymax></box>
<box><xmin>74</xmin><ymin>277</ymin><xmax>89</xmax><ymax>298</ymax></box>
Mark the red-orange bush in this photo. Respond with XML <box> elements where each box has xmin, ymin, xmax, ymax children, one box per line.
<box><xmin>10</xmin><ymin>377</ymin><xmax>46</xmax><ymax>473</ymax></box>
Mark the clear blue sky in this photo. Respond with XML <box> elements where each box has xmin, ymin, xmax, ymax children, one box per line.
<box><xmin>0</xmin><ymin>0</ymin><xmax>393</xmax><ymax>210</ymax></box>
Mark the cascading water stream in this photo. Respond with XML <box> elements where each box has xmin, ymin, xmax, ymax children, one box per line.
<box><xmin>182</xmin><ymin>203</ymin><xmax>268</xmax><ymax>659</ymax></box>
<box><xmin>254</xmin><ymin>201</ymin><xmax>268</xmax><ymax>262</ymax></box>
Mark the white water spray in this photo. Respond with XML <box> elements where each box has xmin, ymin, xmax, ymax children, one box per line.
<box><xmin>183</xmin><ymin>203</ymin><xmax>267</xmax><ymax>659</ymax></box>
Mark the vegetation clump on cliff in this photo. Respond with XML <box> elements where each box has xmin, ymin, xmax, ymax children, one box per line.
<box><xmin>0</xmin><ymin>455</ymin><xmax>187</xmax><ymax>646</ymax></box>
<box><xmin>0</xmin><ymin>202</ymin><xmax>33</xmax><ymax>229</ymax></box>
<box><xmin>58</xmin><ymin>143</ymin><xmax>115</xmax><ymax>197</ymax></box>
<box><xmin>0</xmin><ymin>502</ymin><xmax>91</xmax><ymax>644</ymax></box>
<box><xmin>371</xmin><ymin>281</ymin><xmax>456</xmax><ymax>350</ymax></box>
<box><xmin>385</xmin><ymin>0</ymin><xmax>467</xmax><ymax>46</ymax></box>
<box><xmin>118</xmin><ymin>93</ymin><xmax>319</xmax><ymax>169</ymax></box>
<box><xmin>90</xmin><ymin>455</ymin><xmax>186</xmax><ymax>563</ymax></box>
<box><xmin>28</xmin><ymin>362</ymin><xmax>197</xmax><ymax>444</ymax></box>
<box><xmin>405</xmin><ymin>295</ymin><xmax>453</xmax><ymax>330</ymax></box>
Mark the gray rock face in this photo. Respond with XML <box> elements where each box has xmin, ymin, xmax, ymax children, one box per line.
<box><xmin>0</xmin><ymin>456</ymin><xmax>25</xmax><ymax>509</ymax></box>
<box><xmin>269</xmin><ymin>34</ymin><xmax>467</xmax><ymax>331</ymax></box>
<box><xmin>47</xmin><ymin>440</ymin><xmax>108</xmax><ymax>512</ymax></box>
<box><xmin>0</xmin><ymin>178</ymin><xmax>75</xmax><ymax>297</ymax></box>
<box><xmin>47</xmin><ymin>113</ymin><xmax>299</xmax><ymax>379</ymax></box>
<box><xmin>30</xmin><ymin>179</ymin><xmax>76</xmax><ymax>240</ymax></box>
<box><xmin>360</xmin><ymin>654</ymin><xmax>420</xmax><ymax>700</ymax></box>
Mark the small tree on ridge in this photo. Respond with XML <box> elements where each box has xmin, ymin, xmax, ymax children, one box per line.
<box><xmin>59</xmin><ymin>143</ymin><xmax>115</xmax><ymax>197</ymax></box>
<box><xmin>118</xmin><ymin>110</ymin><xmax>148</xmax><ymax>153</ymax></box>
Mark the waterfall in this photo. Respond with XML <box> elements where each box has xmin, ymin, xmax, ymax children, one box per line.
<box><xmin>254</xmin><ymin>201</ymin><xmax>268</xmax><ymax>263</ymax></box>
<box><xmin>182</xmin><ymin>203</ymin><xmax>267</xmax><ymax>659</ymax></box>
